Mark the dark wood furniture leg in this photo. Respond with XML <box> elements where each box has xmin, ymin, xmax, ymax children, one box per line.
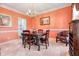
<box><xmin>23</xmin><ymin>39</ymin><xmax>26</xmax><ymax>48</ymax></box>
<box><xmin>29</xmin><ymin>43</ymin><xmax>31</xmax><ymax>50</ymax></box>
<box><xmin>37</xmin><ymin>37</ymin><xmax>40</xmax><ymax>51</ymax></box>
<box><xmin>38</xmin><ymin>45</ymin><xmax>40</xmax><ymax>51</ymax></box>
<box><xmin>56</xmin><ymin>37</ymin><xmax>58</xmax><ymax>42</ymax></box>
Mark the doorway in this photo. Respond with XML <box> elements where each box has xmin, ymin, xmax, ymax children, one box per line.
<box><xmin>18</xmin><ymin>17</ymin><xmax>27</xmax><ymax>38</ymax></box>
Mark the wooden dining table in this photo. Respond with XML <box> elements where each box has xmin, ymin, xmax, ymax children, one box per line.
<box><xmin>22</xmin><ymin>32</ymin><xmax>45</xmax><ymax>51</ymax></box>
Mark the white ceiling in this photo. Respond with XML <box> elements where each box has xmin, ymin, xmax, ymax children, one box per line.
<box><xmin>0</xmin><ymin>3</ymin><xmax>71</xmax><ymax>16</ymax></box>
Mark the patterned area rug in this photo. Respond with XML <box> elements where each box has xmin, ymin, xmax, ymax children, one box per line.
<box><xmin>0</xmin><ymin>38</ymin><xmax>69</xmax><ymax>56</ymax></box>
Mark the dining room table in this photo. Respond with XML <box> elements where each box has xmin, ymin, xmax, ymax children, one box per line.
<box><xmin>29</xmin><ymin>32</ymin><xmax>45</xmax><ymax>51</ymax></box>
<box><xmin>22</xmin><ymin>31</ymin><xmax>45</xmax><ymax>51</ymax></box>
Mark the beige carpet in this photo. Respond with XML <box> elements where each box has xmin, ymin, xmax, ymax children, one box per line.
<box><xmin>0</xmin><ymin>38</ymin><xmax>69</xmax><ymax>56</ymax></box>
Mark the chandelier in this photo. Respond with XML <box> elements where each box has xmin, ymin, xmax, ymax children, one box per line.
<box><xmin>26</xmin><ymin>9</ymin><xmax>35</xmax><ymax>17</ymax></box>
<box><xmin>26</xmin><ymin>4</ymin><xmax>36</xmax><ymax>17</ymax></box>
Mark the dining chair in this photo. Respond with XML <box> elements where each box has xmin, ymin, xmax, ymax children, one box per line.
<box><xmin>40</xmin><ymin>30</ymin><xmax>50</xmax><ymax>49</ymax></box>
<box><xmin>46</xmin><ymin>30</ymin><xmax>50</xmax><ymax>46</ymax></box>
<box><xmin>38</xmin><ymin>29</ymin><xmax>43</xmax><ymax>33</ymax></box>
<box><xmin>23</xmin><ymin>30</ymin><xmax>30</xmax><ymax>34</ymax></box>
<box><xmin>32</xmin><ymin>30</ymin><xmax>37</xmax><ymax>34</ymax></box>
<box><xmin>22</xmin><ymin>30</ymin><xmax>30</xmax><ymax>45</ymax></box>
<box><xmin>56</xmin><ymin>31</ymin><xmax>69</xmax><ymax>46</ymax></box>
<box><xmin>22</xmin><ymin>30</ymin><xmax>35</xmax><ymax>50</ymax></box>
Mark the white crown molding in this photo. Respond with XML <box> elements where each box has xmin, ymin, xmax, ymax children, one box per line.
<box><xmin>0</xmin><ymin>5</ymin><xmax>26</xmax><ymax>16</ymax></box>
<box><xmin>0</xmin><ymin>4</ymin><xmax>72</xmax><ymax>17</ymax></box>
<box><xmin>33</xmin><ymin>4</ymin><xmax>72</xmax><ymax>17</ymax></box>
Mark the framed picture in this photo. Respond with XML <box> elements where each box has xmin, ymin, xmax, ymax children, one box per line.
<box><xmin>0</xmin><ymin>14</ymin><xmax>12</xmax><ymax>27</ymax></box>
<box><xmin>40</xmin><ymin>16</ymin><xmax>50</xmax><ymax>25</ymax></box>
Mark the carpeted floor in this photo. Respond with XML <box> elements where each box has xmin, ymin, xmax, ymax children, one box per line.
<box><xmin>0</xmin><ymin>38</ymin><xmax>69</xmax><ymax>56</ymax></box>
